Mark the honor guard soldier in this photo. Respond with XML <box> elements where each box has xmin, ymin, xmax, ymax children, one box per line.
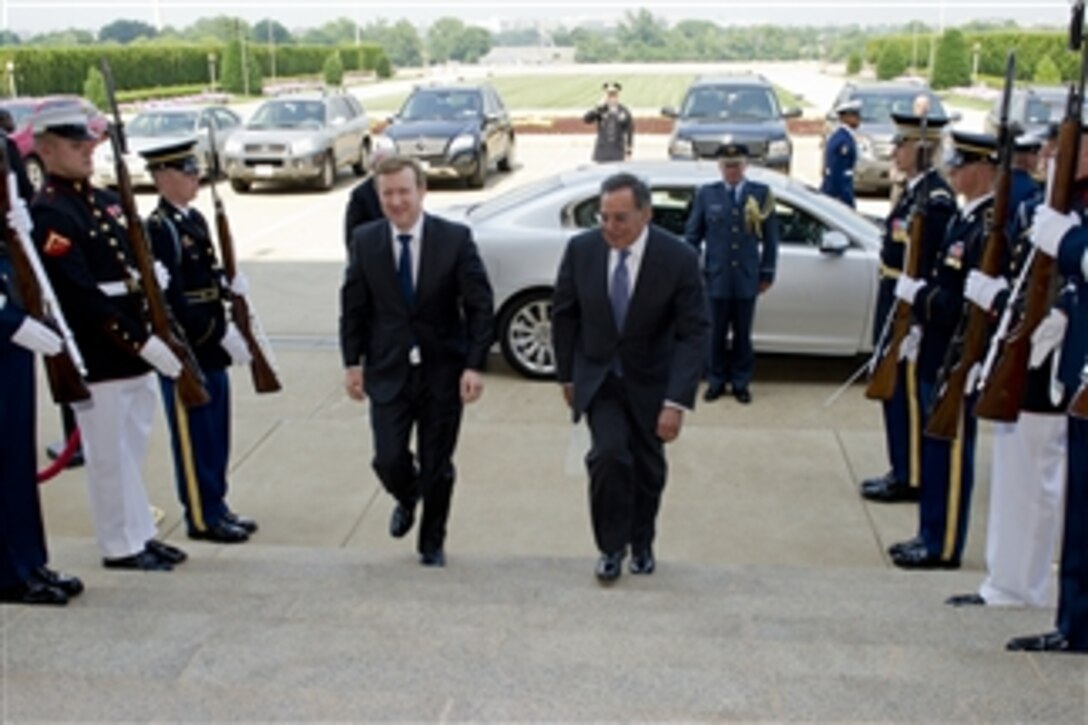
<box><xmin>860</xmin><ymin>113</ymin><xmax>956</xmax><ymax>503</ymax></box>
<box><xmin>0</xmin><ymin>144</ymin><xmax>84</xmax><ymax>605</ymax></box>
<box><xmin>1006</xmin><ymin>128</ymin><xmax>1088</xmax><ymax>653</ymax></box>
<box><xmin>821</xmin><ymin>99</ymin><xmax>861</xmax><ymax>207</ymax></box>
<box><xmin>30</xmin><ymin>107</ymin><xmax>188</xmax><ymax>571</ymax></box>
<box><xmin>143</xmin><ymin>139</ymin><xmax>258</xmax><ymax>544</ymax></box>
<box><xmin>584</xmin><ymin>82</ymin><xmax>633</xmax><ymax>163</ymax></box>
<box><xmin>685</xmin><ymin>142</ymin><xmax>778</xmax><ymax>404</ymax></box>
<box><xmin>889</xmin><ymin>131</ymin><xmax>999</xmax><ymax>569</ymax></box>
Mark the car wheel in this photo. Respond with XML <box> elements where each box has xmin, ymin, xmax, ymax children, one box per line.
<box><xmin>468</xmin><ymin>149</ymin><xmax>487</xmax><ymax>189</ymax></box>
<box><xmin>230</xmin><ymin>178</ymin><xmax>250</xmax><ymax>193</ymax></box>
<box><xmin>317</xmin><ymin>152</ymin><xmax>336</xmax><ymax>191</ymax></box>
<box><xmin>352</xmin><ymin>141</ymin><xmax>369</xmax><ymax>177</ymax></box>
<box><xmin>25</xmin><ymin>155</ymin><xmax>45</xmax><ymax>192</ymax></box>
<box><xmin>497</xmin><ymin>136</ymin><xmax>515</xmax><ymax>172</ymax></box>
<box><xmin>498</xmin><ymin>290</ymin><xmax>556</xmax><ymax>379</ymax></box>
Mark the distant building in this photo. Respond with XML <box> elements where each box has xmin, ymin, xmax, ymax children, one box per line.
<box><xmin>481</xmin><ymin>46</ymin><xmax>577</xmax><ymax>66</ymax></box>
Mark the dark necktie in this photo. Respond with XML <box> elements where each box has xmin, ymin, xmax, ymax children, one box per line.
<box><xmin>397</xmin><ymin>233</ymin><xmax>414</xmax><ymax>305</ymax></box>
<box><xmin>611</xmin><ymin>248</ymin><xmax>630</xmax><ymax>332</ymax></box>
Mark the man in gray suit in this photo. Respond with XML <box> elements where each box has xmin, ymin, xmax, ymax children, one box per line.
<box><xmin>552</xmin><ymin>172</ymin><xmax>709</xmax><ymax>584</ymax></box>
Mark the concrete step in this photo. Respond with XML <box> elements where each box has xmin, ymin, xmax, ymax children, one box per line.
<box><xmin>3</xmin><ymin>537</ymin><xmax>1084</xmax><ymax>721</ymax></box>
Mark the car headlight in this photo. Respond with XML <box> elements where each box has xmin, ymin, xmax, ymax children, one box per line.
<box><xmin>768</xmin><ymin>139</ymin><xmax>790</xmax><ymax>158</ymax></box>
<box><xmin>291</xmin><ymin>137</ymin><xmax>317</xmax><ymax>155</ymax></box>
<box><xmin>669</xmin><ymin>137</ymin><xmax>694</xmax><ymax>158</ymax></box>
<box><xmin>449</xmin><ymin>134</ymin><xmax>476</xmax><ymax>154</ymax></box>
<box><xmin>225</xmin><ymin>137</ymin><xmax>243</xmax><ymax>154</ymax></box>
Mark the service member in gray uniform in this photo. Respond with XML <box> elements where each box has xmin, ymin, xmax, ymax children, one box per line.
<box><xmin>143</xmin><ymin>139</ymin><xmax>258</xmax><ymax>545</ymax></box>
<box><xmin>685</xmin><ymin>143</ymin><xmax>778</xmax><ymax>405</ymax></box>
<box><xmin>31</xmin><ymin>108</ymin><xmax>188</xmax><ymax>571</ymax></box>
<box><xmin>584</xmin><ymin>82</ymin><xmax>633</xmax><ymax>163</ymax></box>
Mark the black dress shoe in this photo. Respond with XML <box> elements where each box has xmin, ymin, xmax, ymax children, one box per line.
<box><xmin>103</xmin><ymin>550</ymin><xmax>173</xmax><ymax>571</ymax></box>
<box><xmin>891</xmin><ymin>545</ymin><xmax>959</xmax><ymax>570</ymax></box>
<box><xmin>420</xmin><ymin>549</ymin><xmax>446</xmax><ymax>567</ymax></box>
<box><xmin>145</xmin><ymin>539</ymin><xmax>188</xmax><ymax>565</ymax></box>
<box><xmin>703</xmin><ymin>384</ymin><xmax>726</xmax><ymax>402</ymax></box>
<box><xmin>946</xmin><ymin>592</ymin><xmax>986</xmax><ymax>607</ymax></box>
<box><xmin>888</xmin><ymin>536</ymin><xmax>924</xmax><ymax>557</ymax></box>
<box><xmin>389</xmin><ymin>500</ymin><xmax>417</xmax><ymax>539</ymax></box>
<box><xmin>189</xmin><ymin>520</ymin><xmax>249</xmax><ymax>544</ymax></box>
<box><xmin>861</xmin><ymin>475</ymin><xmax>920</xmax><ymax>503</ymax></box>
<box><xmin>595</xmin><ymin>550</ymin><xmax>625</xmax><ymax>583</ymax></box>
<box><xmin>32</xmin><ymin>566</ymin><xmax>84</xmax><ymax>597</ymax></box>
<box><xmin>0</xmin><ymin>579</ymin><xmax>68</xmax><ymax>606</ymax></box>
<box><xmin>224</xmin><ymin>511</ymin><xmax>259</xmax><ymax>534</ymax></box>
<box><xmin>733</xmin><ymin>388</ymin><xmax>752</xmax><ymax>405</ymax></box>
<box><xmin>1006</xmin><ymin>630</ymin><xmax>1070</xmax><ymax>652</ymax></box>
<box><xmin>629</xmin><ymin>548</ymin><xmax>655</xmax><ymax>575</ymax></box>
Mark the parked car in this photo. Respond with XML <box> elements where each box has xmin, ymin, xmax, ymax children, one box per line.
<box><xmin>0</xmin><ymin>95</ymin><xmax>107</xmax><ymax>190</ymax></box>
<box><xmin>374</xmin><ymin>83</ymin><xmax>515</xmax><ymax>189</ymax></box>
<box><xmin>982</xmin><ymin>85</ymin><xmax>1087</xmax><ymax>136</ymax></box>
<box><xmin>661</xmin><ymin>74</ymin><xmax>802</xmax><ymax>173</ymax></box>
<box><xmin>822</xmin><ymin>82</ymin><xmax>955</xmax><ymax>195</ymax></box>
<box><xmin>92</xmin><ymin>104</ymin><xmax>242</xmax><ymax>188</ymax></box>
<box><xmin>221</xmin><ymin>91</ymin><xmax>371</xmax><ymax>192</ymax></box>
<box><xmin>440</xmin><ymin>161</ymin><xmax>882</xmax><ymax>379</ymax></box>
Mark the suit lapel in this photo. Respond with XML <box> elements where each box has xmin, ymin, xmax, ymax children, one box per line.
<box><xmin>415</xmin><ymin>214</ymin><xmax>434</xmax><ymax>306</ymax></box>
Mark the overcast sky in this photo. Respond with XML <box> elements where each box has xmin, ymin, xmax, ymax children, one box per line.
<box><xmin>1</xmin><ymin>1</ymin><xmax>1071</xmax><ymax>35</ymax></box>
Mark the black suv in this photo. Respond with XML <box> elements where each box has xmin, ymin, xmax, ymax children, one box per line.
<box><xmin>662</xmin><ymin>75</ymin><xmax>801</xmax><ymax>173</ymax></box>
<box><xmin>376</xmin><ymin>84</ymin><xmax>515</xmax><ymax>188</ymax></box>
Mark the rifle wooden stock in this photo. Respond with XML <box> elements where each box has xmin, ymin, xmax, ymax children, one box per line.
<box><xmin>213</xmin><ymin>202</ymin><xmax>281</xmax><ymax>394</ymax></box>
<box><xmin>1071</xmin><ymin>381</ymin><xmax>1088</xmax><ymax>418</ymax></box>
<box><xmin>0</xmin><ymin>143</ymin><xmax>90</xmax><ymax>404</ymax></box>
<box><xmin>100</xmin><ymin>58</ymin><xmax>209</xmax><ymax>408</ymax></box>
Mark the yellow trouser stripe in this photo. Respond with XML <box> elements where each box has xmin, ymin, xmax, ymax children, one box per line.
<box><xmin>174</xmin><ymin>386</ymin><xmax>205</xmax><ymax>532</ymax></box>
<box><xmin>943</xmin><ymin>409</ymin><xmax>966</xmax><ymax>560</ymax></box>
<box><xmin>906</xmin><ymin>360</ymin><xmax>920</xmax><ymax>488</ymax></box>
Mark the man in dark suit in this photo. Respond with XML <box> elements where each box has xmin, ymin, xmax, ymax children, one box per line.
<box><xmin>343</xmin><ymin>145</ymin><xmax>390</xmax><ymax>248</ymax></box>
<box><xmin>340</xmin><ymin>155</ymin><xmax>494</xmax><ymax>567</ymax></box>
<box><xmin>821</xmin><ymin>99</ymin><xmax>861</xmax><ymax>207</ymax></box>
<box><xmin>685</xmin><ymin>143</ymin><xmax>778</xmax><ymax>405</ymax></box>
<box><xmin>552</xmin><ymin>172</ymin><xmax>709</xmax><ymax>584</ymax></box>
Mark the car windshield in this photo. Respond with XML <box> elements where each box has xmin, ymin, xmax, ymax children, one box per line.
<box><xmin>1025</xmin><ymin>95</ymin><xmax>1065</xmax><ymax>125</ymax></box>
<box><xmin>127</xmin><ymin>111</ymin><xmax>198</xmax><ymax>137</ymax></box>
<box><xmin>2</xmin><ymin>103</ymin><xmax>35</xmax><ymax>127</ymax></box>
<box><xmin>467</xmin><ymin>174</ymin><xmax>564</xmax><ymax>221</ymax></box>
<box><xmin>400</xmin><ymin>90</ymin><xmax>483</xmax><ymax>121</ymax></box>
<box><xmin>851</xmin><ymin>91</ymin><xmax>945</xmax><ymax>124</ymax></box>
<box><xmin>681</xmin><ymin>86</ymin><xmax>779</xmax><ymax>121</ymax></box>
<box><xmin>248</xmin><ymin>100</ymin><xmax>326</xmax><ymax>129</ymax></box>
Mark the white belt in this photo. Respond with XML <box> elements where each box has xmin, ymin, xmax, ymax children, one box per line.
<box><xmin>97</xmin><ymin>280</ymin><xmax>132</xmax><ymax>297</ymax></box>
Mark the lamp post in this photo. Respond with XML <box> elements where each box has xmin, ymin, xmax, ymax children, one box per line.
<box><xmin>5</xmin><ymin>60</ymin><xmax>15</xmax><ymax>97</ymax></box>
<box><xmin>207</xmin><ymin>52</ymin><xmax>217</xmax><ymax>93</ymax></box>
<box><xmin>972</xmin><ymin>42</ymin><xmax>981</xmax><ymax>86</ymax></box>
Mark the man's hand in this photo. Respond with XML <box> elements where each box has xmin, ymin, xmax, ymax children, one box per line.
<box><xmin>758</xmin><ymin>280</ymin><xmax>773</xmax><ymax>295</ymax></box>
<box><xmin>460</xmin><ymin>369</ymin><xmax>484</xmax><ymax>403</ymax></box>
<box><xmin>657</xmin><ymin>407</ymin><xmax>683</xmax><ymax>443</ymax></box>
<box><xmin>894</xmin><ymin>275</ymin><xmax>926</xmax><ymax>305</ymax></box>
<box><xmin>344</xmin><ymin>366</ymin><xmax>365</xmax><ymax>401</ymax></box>
<box><xmin>561</xmin><ymin>383</ymin><xmax>574</xmax><ymax>408</ymax></box>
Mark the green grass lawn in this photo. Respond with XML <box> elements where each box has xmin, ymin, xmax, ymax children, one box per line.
<box><xmin>938</xmin><ymin>92</ymin><xmax>993</xmax><ymax>111</ymax></box>
<box><xmin>358</xmin><ymin>73</ymin><xmax>809</xmax><ymax>114</ymax></box>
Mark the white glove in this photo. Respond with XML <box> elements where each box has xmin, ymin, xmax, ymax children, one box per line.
<box><xmin>139</xmin><ymin>336</ymin><xmax>183</xmax><ymax>379</ymax></box>
<box><xmin>6</xmin><ymin>173</ymin><xmax>31</xmax><ymax>234</ymax></box>
<box><xmin>153</xmin><ymin>261</ymin><xmax>171</xmax><ymax>289</ymax></box>
<box><xmin>229</xmin><ymin>271</ymin><xmax>249</xmax><ymax>297</ymax></box>
<box><xmin>899</xmin><ymin>324</ymin><xmax>922</xmax><ymax>363</ymax></box>
<box><xmin>219</xmin><ymin>322</ymin><xmax>252</xmax><ymax>366</ymax></box>
<box><xmin>11</xmin><ymin>317</ymin><xmax>62</xmax><ymax>355</ymax></box>
<box><xmin>1029</xmin><ymin>309</ymin><xmax>1068</xmax><ymax>369</ymax></box>
<box><xmin>964</xmin><ymin>270</ymin><xmax>1008</xmax><ymax>312</ymax></box>
<box><xmin>894</xmin><ymin>275</ymin><xmax>926</xmax><ymax>305</ymax></box>
<box><xmin>1031</xmin><ymin>205</ymin><xmax>1080</xmax><ymax>258</ymax></box>
<box><xmin>965</xmin><ymin>362</ymin><xmax>982</xmax><ymax>394</ymax></box>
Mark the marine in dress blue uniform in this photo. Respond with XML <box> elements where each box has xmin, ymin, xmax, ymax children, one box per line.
<box><xmin>684</xmin><ymin>143</ymin><xmax>777</xmax><ymax>404</ymax></box>
<box><xmin>584</xmin><ymin>82</ymin><xmax>633</xmax><ymax>163</ymax></box>
<box><xmin>861</xmin><ymin>114</ymin><xmax>957</xmax><ymax>503</ymax></box>
<box><xmin>821</xmin><ymin>99</ymin><xmax>861</xmax><ymax>207</ymax></box>
<box><xmin>30</xmin><ymin>108</ymin><xmax>187</xmax><ymax>571</ymax></box>
<box><xmin>143</xmin><ymin>139</ymin><xmax>258</xmax><ymax>544</ymax></box>
<box><xmin>890</xmin><ymin>131</ymin><xmax>999</xmax><ymax>569</ymax></box>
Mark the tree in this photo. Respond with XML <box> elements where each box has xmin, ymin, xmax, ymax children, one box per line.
<box><xmin>375</xmin><ymin>55</ymin><xmax>392</xmax><ymax>79</ymax></box>
<box><xmin>930</xmin><ymin>28</ymin><xmax>971</xmax><ymax>90</ymax></box>
<box><xmin>617</xmin><ymin>9</ymin><xmax>667</xmax><ymax>50</ymax></box>
<box><xmin>323</xmin><ymin>52</ymin><xmax>344</xmax><ymax>87</ymax></box>
<box><xmin>300</xmin><ymin>18</ymin><xmax>356</xmax><ymax>45</ymax></box>
<box><xmin>0</xmin><ymin>30</ymin><xmax>19</xmax><ymax>46</ymax></box>
<box><xmin>252</xmin><ymin>19</ymin><xmax>292</xmax><ymax>45</ymax></box>
<box><xmin>220</xmin><ymin>37</ymin><xmax>263</xmax><ymax>95</ymax></box>
<box><xmin>875</xmin><ymin>42</ymin><xmax>907</xmax><ymax>81</ymax></box>
<box><xmin>451</xmin><ymin>26</ymin><xmax>491</xmax><ymax>63</ymax></box>
<box><xmin>427</xmin><ymin>17</ymin><xmax>465</xmax><ymax>64</ymax></box>
<box><xmin>83</xmin><ymin>67</ymin><xmax>107</xmax><ymax>112</ymax></box>
<box><xmin>846</xmin><ymin>51</ymin><xmax>863</xmax><ymax>75</ymax></box>
<box><xmin>1034</xmin><ymin>54</ymin><xmax>1062</xmax><ymax>84</ymax></box>
<box><xmin>184</xmin><ymin>16</ymin><xmax>245</xmax><ymax>44</ymax></box>
<box><xmin>27</xmin><ymin>28</ymin><xmax>94</xmax><ymax>45</ymax></box>
<box><xmin>98</xmin><ymin>19</ymin><xmax>157</xmax><ymax>44</ymax></box>
<box><xmin>362</xmin><ymin>19</ymin><xmax>423</xmax><ymax>68</ymax></box>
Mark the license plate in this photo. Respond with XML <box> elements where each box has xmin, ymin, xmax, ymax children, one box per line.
<box><xmin>254</xmin><ymin>165</ymin><xmax>274</xmax><ymax>178</ymax></box>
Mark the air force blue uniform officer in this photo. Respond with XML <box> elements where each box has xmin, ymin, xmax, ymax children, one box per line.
<box><xmin>821</xmin><ymin>99</ymin><xmax>861</xmax><ymax>207</ymax></box>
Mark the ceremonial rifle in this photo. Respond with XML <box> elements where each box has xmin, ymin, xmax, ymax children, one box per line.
<box><xmin>975</xmin><ymin>2</ymin><xmax>1086</xmax><ymax>422</ymax></box>
<box><xmin>0</xmin><ymin>138</ymin><xmax>90</xmax><ymax>404</ymax></box>
<box><xmin>99</xmin><ymin>58</ymin><xmax>209</xmax><ymax>407</ymax></box>
<box><xmin>865</xmin><ymin>116</ymin><xmax>933</xmax><ymax>401</ymax></box>
<box><xmin>206</xmin><ymin>126</ymin><xmax>282</xmax><ymax>394</ymax></box>
<box><xmin>926</xmin><ymin>52</ymin><xmax>1016</xmax><ymax>439</ymax></box>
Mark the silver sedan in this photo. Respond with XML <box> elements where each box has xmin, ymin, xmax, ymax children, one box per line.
<box><xmin>442</xmin><ymin>161</ymin><xmax>882</xmax><ymax>379</ymax></box>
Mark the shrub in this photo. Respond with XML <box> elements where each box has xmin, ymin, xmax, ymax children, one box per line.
<box><xmin>322</xmin><ymin>51</ymin><xmax>343</xmax><ymax>87</ymax></box>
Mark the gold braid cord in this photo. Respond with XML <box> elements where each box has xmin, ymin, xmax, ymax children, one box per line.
<box><xmin>744</xmin><ymin>191</ymin><xmax>775</xmax><ymax>240</ymax></box>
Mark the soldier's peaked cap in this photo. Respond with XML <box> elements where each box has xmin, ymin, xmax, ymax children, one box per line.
<box><xmin>947</xmin><ymin>130</ymin><xmax>999</xmax><ymax>167</ymax></box>
<box><xmin>32</xmin><ymin>106</ymin><xmax>96</xmax><ymax>141</ymax></box>
<box><xmin>890</xmin><ymin>112</ymin><xmax>950</xmax><ymax>143</ymax></box>
<box><xmin>139</xmin><ymin>138</ymin><xmax>200</xmax><ymax>174</ymax></box>
<box><xmin>715</xmin><ymin>142</ymin><xmax>750</xmax><ymax>161</ymax></box>
<box><xmin>602</xmin><ymin>81</ymin><xmax>622</xmax><ymax>93</ymax></box>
